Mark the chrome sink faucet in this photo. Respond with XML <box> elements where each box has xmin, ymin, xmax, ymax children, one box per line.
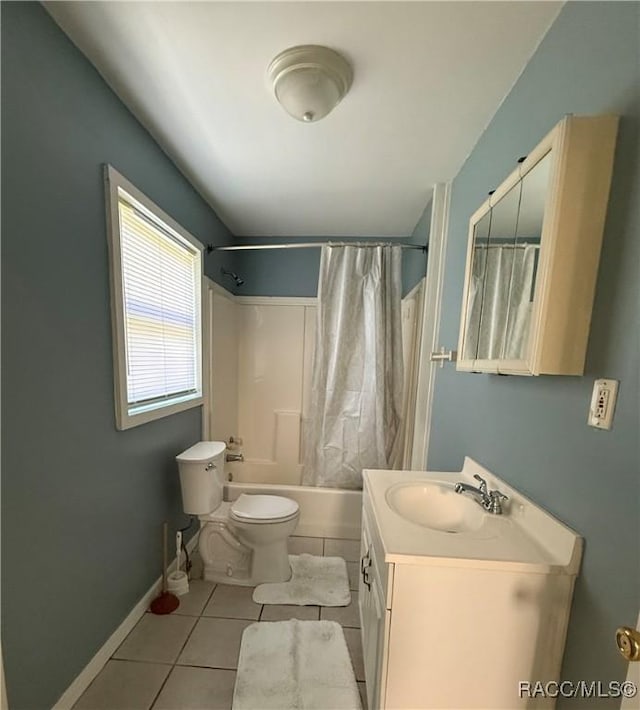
<box><xmin>454</xmin><ymin>474</ymin><xmax>508</xmax><ymax>515</ymax></box>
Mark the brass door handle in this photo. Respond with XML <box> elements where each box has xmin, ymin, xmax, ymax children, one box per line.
<box><xmin>615</xmin><ymin>626</ymin><xmax>640</xmax><ymax>662</ymax></box>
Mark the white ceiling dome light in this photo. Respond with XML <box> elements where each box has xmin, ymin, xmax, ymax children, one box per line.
<box><xmin>267</xmin><ymin>45</ymin><xmax>352</xmax><ymax>123</ymax></box>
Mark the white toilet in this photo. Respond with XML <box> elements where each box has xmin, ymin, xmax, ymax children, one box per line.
<box><xmin>176</xmin><ymin>441</ymin><xmax>299</xmax><ymax>586</ymax></box>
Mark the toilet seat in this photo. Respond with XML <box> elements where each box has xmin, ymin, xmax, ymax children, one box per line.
<box><xmin>230</xmin><ymin>494</ymin><xmax>299</xmax><ymax>524</ymax></box>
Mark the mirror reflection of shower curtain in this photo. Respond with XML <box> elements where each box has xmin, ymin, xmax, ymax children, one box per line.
<box><xmin>465</xmin><ymin>245</ymin><xmax>536</xmax><ymax>361</ymax></box>
<box><xmin>302</xmin><ymin>245</ymin><xmax>403</xmax><ymax>490</ymax></box>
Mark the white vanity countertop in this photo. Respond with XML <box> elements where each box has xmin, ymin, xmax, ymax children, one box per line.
<box><xmin>363</xmin><ymin>457</ymin><xmax>582</xmax><ymax>575</ymax></box>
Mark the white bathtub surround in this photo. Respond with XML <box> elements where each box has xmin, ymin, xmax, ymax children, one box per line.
<box><xmin>233</xmin><ymin>620</ymin><xmax>362</xmax><ymax>710</ymax></box>
<box><xmin>237</xmin><ymin>300</ymin><xmax>311</xmax><ymax>484</ymax></box>
<box><xmin>208</xmin><ymin>283</ymin><xmax>423</xmax><ymax>487</ymax></box>
<box><xmin>210</xmin><ymin>286</ymin><xmax>317</xmax><ymax>485</ymax></box>
<box><xmin>302</xmin><ymin>245</ymin><xmax>404</xmax><ymax>489</ymax></box>
<box><xmin>253</xmin><ymin>554</ymin><xmax>351</xmax><ymax>606</ymax></box>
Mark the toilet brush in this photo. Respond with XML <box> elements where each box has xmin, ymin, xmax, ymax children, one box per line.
<box><xmin>167</xmin><ymin>530</ymin><xmax>189</xmax><ymax>596</ymax></box>
<box><xmin>150</xmin><ymin>522</ymin><xmax>180</xmax><ymax>614</ymax></box>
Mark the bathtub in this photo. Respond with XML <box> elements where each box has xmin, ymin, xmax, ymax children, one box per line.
<box><xmin>224</xmin><ymin>480</ymin><xmax>362</xmax><ymax>540</ymax></box>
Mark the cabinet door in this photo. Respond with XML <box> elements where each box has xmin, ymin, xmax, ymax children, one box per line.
<box><xmin>359</xmin><ymin>528</ymin><xmax>374</xmax><ymax>680</ymax></box>
<box><xmin>367</xmin><ymin>580</ymin><xmax>387</xmax><ymax>710</ymax></box>
<box><xmin>360</xmin><ymin>561</ymin><xmax>386</xmax><ymax>708</ymax></box>
<box><xmin>457</xmin><ymin>115</ymin><xmax>618</xmax><ymax>376</ymax></box>
<box><xmin>359</xmin><ymin>541</ymin><xmax>388</xmax><ymax>708</ymax></box>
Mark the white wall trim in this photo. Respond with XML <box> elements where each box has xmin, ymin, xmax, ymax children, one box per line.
<box><xmin>202</xmin><ymin>278</ymin><xmax>213</xmax><ymax>441</ymax></box>
<box><xmin>209</xmin><ymin>280</ymin><xmax>236</xmax><ymax>302</ymax></box>
<box><xmin>52</xmin><ymin>534</ymin><xmax>198</xmax><ymax>710</ymax></box>
<box><xmin>205</xmin><ymin>285</ymin><xmax>418</xmax><ymax>309</ymax></box>
<box><xmin>103</xmin><ymin>164</ymin><xmax>204</xmax><ymax>431</ymax></box>
<box><xmin>410</xmin><ymin>182</ymin><xmax>451</xmax><ymax>469</ymax></box>
<box><xmin>235</xmin><ymin>295</ymin><xmax>317</xmax><ymax>307</ymax></box>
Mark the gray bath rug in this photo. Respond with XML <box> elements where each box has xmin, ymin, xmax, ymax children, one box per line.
<box><xmin>232</xmin><ymin>620</ymin><xmax>361</xmax><ymax>710</ymax></box>
<box><xmin>252</xmin><ymin>554</ymin><xmax>351</xmax><ymax>606</ymax></box>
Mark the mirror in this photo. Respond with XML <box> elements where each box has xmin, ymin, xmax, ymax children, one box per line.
<box><xmin>461</xmin><ymin>151</ymin><xmax>552</xmax><ymax>365</ymax></box>
<box><xmin>461</xmin><ymin>209</ymin><xmax>491</xmax><ymax>362</ymax></box>
<box><xmin>457</xmin><ymin>114</ymin><xmax>618</xmax><ymax>376</ymax></box>
<box><xmin>475</xmin><ymin>179</ymin><xmax>522</xmax><ymax>361</ymax></box>
<box><xmin>502</xmin><ymin>152</ymin><xmax>550</xmax><ymax>359</ymax></box>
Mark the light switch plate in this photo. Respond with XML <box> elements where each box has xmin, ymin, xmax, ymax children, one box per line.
<box><xmin>588</xmin><ymin>378</ymin><xmax>619</xmax><ymax>430</ymax></box>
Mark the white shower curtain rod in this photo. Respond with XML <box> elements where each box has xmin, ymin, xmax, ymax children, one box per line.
<box><xmin>207</xmin><ymin>241</ymin><xmax>427</xmax><ymax>253</ymax></box>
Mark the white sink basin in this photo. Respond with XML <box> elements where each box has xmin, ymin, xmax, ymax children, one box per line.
<box><xmin>385</xmin><ymin>481</ymin><xmax>486</xmax><ymax>533</ymax></box>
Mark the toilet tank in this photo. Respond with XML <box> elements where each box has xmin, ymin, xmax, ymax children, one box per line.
<box><xmin>176</xmin><ymin>441</ymin><xmax>226</xmax><ymax>515</ymax></box>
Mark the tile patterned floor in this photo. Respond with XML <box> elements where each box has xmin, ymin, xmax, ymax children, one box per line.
<box><xmin>74</xmin><ymin>536</ymin><xmax>365</xmax><ymax>710</ymax></box>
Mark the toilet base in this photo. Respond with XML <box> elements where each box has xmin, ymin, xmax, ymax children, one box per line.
<box><xmin>249</xmin><ymin>539</ymin><xmax>292</xmax><ymax>584</ymax></box>
<box><xmin>198</xmin><ymin>518</ymin><xmax>295</xmax><ymax>587</ymax></box>
<box><xmin>202</xmin><ymin>565</ymin><xmax>256</xmax><ymax>586</ymax></box>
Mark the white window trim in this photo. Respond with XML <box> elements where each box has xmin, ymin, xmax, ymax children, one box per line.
<box><xmin>104</xmin><ymin>164</ymin><xmax>205</xmax><ymax>430</ymax></box>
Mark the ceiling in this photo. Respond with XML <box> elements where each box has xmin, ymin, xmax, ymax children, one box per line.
<box><xmin>45</xmin><ymin>2</ymin><xmax>562</xmax><ymax>238</ymax></box>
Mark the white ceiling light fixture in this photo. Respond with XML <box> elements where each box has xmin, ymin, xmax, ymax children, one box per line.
<box><xmin>268</xmin><ymin>45</ymin><xmax>352</xmax><ymax>123</ymax></box>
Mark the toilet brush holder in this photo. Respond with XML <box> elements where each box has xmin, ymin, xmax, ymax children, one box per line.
<box><xmin>167</xmin><ymin>529</ymin><xmax>189</xmax><ymax>595</ymax></box>
<box><xmin>167</xmin><ymin>570</ymin><xmax>189</xmax><ymax>596</ymax></box>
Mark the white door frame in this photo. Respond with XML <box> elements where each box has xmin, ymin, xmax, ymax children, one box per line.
<box><xmin>410</xmin><ymin>182</ymin><xmax>451</xmax><ymax>470</ymax></box>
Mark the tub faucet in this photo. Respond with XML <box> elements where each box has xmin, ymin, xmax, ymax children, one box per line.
<box><xmin>454</xmin><ymin>474</ymin><xmax>508</xmax><ymax>515</ymax></box>
<box><xmin>226</xmin><ymin>452</ymin><xmax>244</xmax><ymax>463</ymax></box>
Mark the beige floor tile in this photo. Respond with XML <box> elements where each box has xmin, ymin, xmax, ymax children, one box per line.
<box><xmin>321</xmin><ymin>592</ymin><xmax>360</xmax><ymax>628</ymax></box>
<box><xmin>152</xmin><ymin>666</ymin><xmax>236</xmax><ymax>710</ymax></box>
<box><xmin>114</xmin><ymin>614</ymin><xmax>197</xmax><ymax>664</ymax></box>
<box><xmin>343</xmin><ymin>627</ymin><xmax>365</xmax><ymax>682</ymax></box>
<box><xmin>202</xmin><ymin>584</ymin><xmax>262</xmax><ymax>620</ymax></box>
<box><xmin>346</xmin><ymin>561</ymin><xmax>360</xmax><ymax>591</ymax></box>
<box><xmin>73</xmin><ymin>660</ymin><xmax>170</xmax><ymax>710</ymax></box>
<box><xmin>358</xmin><ymin>681</ymin><xmax>368</xmax><ymax>710</ymax></box>
<box><xmin>260</xmin><ymin>604</ymin><xmax>320</xmax><ymax>622</ymax></box>
<box><xmin>177</xmin><ymin>617</ymin><xmax>252</xmax><ymax>669</ymax></box>
<box><xmin>324</xmin><ymin>538</ymin><xmax>361</xmax><ymax>562</ymax></box>
<box><xmin>288</xmin><ymin>536</ymin><xmax>323</xmax><ymax>556</ymax></box>
<box><xmin>174</xmin><ymin>580</ymin><xmax>216</xmax><ymax>616</ymax></box>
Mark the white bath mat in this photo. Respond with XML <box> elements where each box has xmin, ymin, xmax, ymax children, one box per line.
<box><xmin>253</xmin><ymin>554</ymin><xmax>351</xmax><ymax>606</ymax></box>
<box><xmin>232</xmin><ymin>620</ymin><xmax>361</xmax><ymax>710</ymax></box>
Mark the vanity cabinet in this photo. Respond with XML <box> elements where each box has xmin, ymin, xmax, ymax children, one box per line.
<box><xmin>457</xmin><ymin>114</ymin><xmax>618</xmax><ymax>375</ymax></box>
<box><xmin>358</xmin><ymin>501</ymin><xmax>392</xmax><ymax>710</ymax></box>
<box><xmin>359</xmin><ymin>465</ymin><xmax>582</xmax><ymax>710</ymax></box>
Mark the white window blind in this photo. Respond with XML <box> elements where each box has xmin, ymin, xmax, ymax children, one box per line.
<box><xmin>118</xmin><ymin>195</ymin><xmax>202</xmax><ymax>414</ymax></box>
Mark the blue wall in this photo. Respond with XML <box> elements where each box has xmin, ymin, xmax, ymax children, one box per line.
<box><xmin>233</xmin><ymin>207</ymin><xmax>430</xmax><ymax>298</ymax></box>
<box><xmin>428</xmin><ymin>2</ymin><xmax>639</xmax><ymax>703</ymax></box>
<box><xmin>1</xmin><ymin>4</ymin><xmax>233</xmax><ymax>708</ymax></box>
<box><xmin>404</xmin><ymin>199</ymin><xmax>432</xmax><ymax>294</ymax></box>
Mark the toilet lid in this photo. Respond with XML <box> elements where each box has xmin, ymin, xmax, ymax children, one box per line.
<box><xmin>230</xmin><ymin>494</ymin><xmax>299</xmax><ymax>521</ymax></box>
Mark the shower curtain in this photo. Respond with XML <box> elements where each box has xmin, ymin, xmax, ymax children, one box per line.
<box><xmin>465</xmin><ymin>245</ymin><xmax>537</xmax><ymax>360</ymax></box>
<box><xmin>302</xmin><ymin>245</ymin><xmax>403</xmax><ymax>490</ymax></box>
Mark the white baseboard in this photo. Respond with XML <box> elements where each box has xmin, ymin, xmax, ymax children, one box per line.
<box><xmin>52</xmin><ymin>533</ymin><xmax>199</xmax><ymax>710</ymax></box>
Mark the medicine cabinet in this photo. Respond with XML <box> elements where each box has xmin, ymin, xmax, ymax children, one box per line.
<box><xmin>457</xmin><ymin>115</ymin><xmax>618</xmax><ymax>375</ymax></box>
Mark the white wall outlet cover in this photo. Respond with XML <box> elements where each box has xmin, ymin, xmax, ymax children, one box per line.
<box><xmin>588</xmin><ymin>378</ymin><xmax>619</xmax><ymax>430</ymax></box>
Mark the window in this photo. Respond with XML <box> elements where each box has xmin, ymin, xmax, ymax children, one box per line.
<box><xmin>105</xmin><ymin>165</ymin><xmax>203</xmax><ymax>429</ymax></box>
